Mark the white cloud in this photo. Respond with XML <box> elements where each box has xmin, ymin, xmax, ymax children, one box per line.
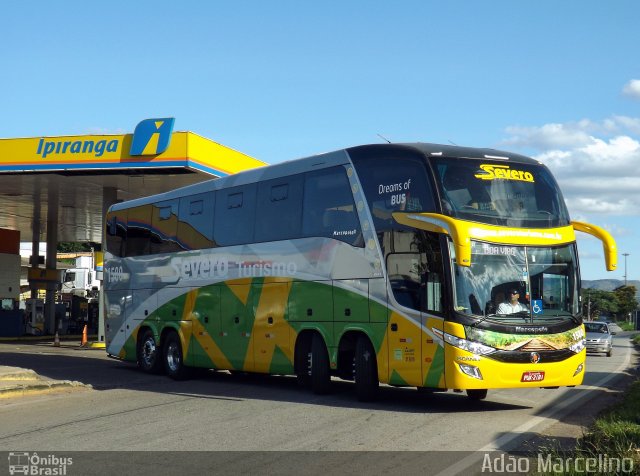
<box><xmin>502</xmin><ymin>118</ymin><xmax>640</xmax><ymax>216</ymax></box>
<box><xmin>504</xmin><ymin>117</ymin><xmax>640</xmax><ymax>152</ymax></box>
<box><xmin>504</xmin><ymin>123</ymin><xmax>592</xmax><ymax>149</ymax></box>
<box><xmin>622</xmin><ymin>79</ymin><xmax>640</xmax><ymax>99</ymax></box>
<box><xmin>564</xmin><ymin>197</ymin><xmax>632</xmax><ymax>215</ymax></box>
<box><xmin>611</xmin><ymin>115</ymin><xmax>640</xmax><ymax>135</ymax></box>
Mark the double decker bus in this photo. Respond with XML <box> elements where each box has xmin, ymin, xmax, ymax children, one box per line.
<box><xmin>103</xmin><ymin>143</ymin><xmax>616</xmax><ymax>401</ymax></box>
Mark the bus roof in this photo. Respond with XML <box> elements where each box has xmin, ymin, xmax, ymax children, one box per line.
<box><xmin>347</xmin><ymin>142</ymin><xmax>538</xmax><ymax>164</ymax></box>
<box><xmin>110</xmin><ymin>143</ymin><xmax>539</xmax><ymax>210</ymax></box>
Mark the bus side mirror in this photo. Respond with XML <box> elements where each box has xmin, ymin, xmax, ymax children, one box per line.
<box><xmin>571</xmin><ymin>221</ymin><xmax>617</xmax><ymax>272</ymax></box>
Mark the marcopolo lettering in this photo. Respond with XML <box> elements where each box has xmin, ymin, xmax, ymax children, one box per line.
<box><xmin>474</xmin><ymin>164</ymin><xmax>535</xmax><ymax>182</ymax></box>
<box><xmin>37</xmin><ymin>137</ymin><xmax>120</xmax><ymax>158</ymax></box>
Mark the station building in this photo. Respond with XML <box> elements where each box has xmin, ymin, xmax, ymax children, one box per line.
<box><xmin>0</xmin><ymin>118</ymin><xmax>266</xmax><ymax>341</ymax></box>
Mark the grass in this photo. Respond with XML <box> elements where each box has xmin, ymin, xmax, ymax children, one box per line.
<box><xmin>619</xmin><ymin>321</ymin><xmax>637</xmax><ymax>332</ymax></box>
<box><xmin>531</xmin><ymin>335</ymin><xmax>640</xmax><ymax>475</ymax></box>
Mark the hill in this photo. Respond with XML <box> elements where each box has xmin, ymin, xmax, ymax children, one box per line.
<box><xmin>581</xmin><ymin>279</ymin><xmax>640</xmax><ymax>291</ymax></box>
<box><xmin>582</xmin><ymin>279</ymin><xmax>640</xmax><ymax>304</ymax></box>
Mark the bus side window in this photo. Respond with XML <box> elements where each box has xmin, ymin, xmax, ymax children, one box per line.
<box><xmin>302</xmin><ymin>166</ymin><xmax>363</xmax><ymax>247</ymax></box>
<box><xmin>255</xmin><ymin>175</ymin><xmax>304</xmax><ymax>242</ymax></box>
<box><xmin>106</xmin><ymin>210</ymin><xmax>127</xmax><ymax>258</ymax></box>
<box><xmin>214</xmin><ymin>184</ymin><xmax>257</xmax><ymax>246</ymax></box>
<box><xmin>125</xmin><ymin>205</ymin><xmax>151</xmax><ymax>257</ymax></box>
<box><xmin>150</xmin><ymin>199</ymin><xmax>181</xmax><ymax>254</ymax></box>
<box><xmin>387</xmin><ymin>252</ymin><xmax>423</xmax><ymax>310</ymax></box>
<box><xmin>387</xmin><ymin>230</ymin><xmax>443</xmax><ymax>313</ymax></box>
<box><xmin>348</xmin><ymin>149</ymin><xmax>436</xmax><ymax>231</ymax></box>
<box><xmin>178</xmin><ymin>192</ymin><xmax>215</xmax><ymax>251</ymax></box>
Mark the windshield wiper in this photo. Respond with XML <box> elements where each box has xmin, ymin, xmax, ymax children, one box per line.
<box><xmin>510</xmin><ymin>311</ymin><xmax>531</xmax><ymax>318</ymax></box>
<box><xmin>471</xmin><ymin>313</ymin><xmax>493</xmax><ymax>327</ymax></box>
<box><xmin>472</xmin><ymin>311</ymin><xmax>580</xmax><ymax>327</ymax></box>
<box><xmin>535</xmin><ymin>313</ymin><xmax>581</xmax><ymax>325</ymax></box>
<box><xmin>472</xmin><ymin>311</ymin><xmax>531</xmax><ymax>327</ymax></box>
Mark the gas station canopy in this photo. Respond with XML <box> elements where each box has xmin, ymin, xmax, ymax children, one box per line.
<box><xmin>0</xmin><ymin>118</ymin><xmax>266</xmax><ymax>244</ymax></box>
<box><xmin>0</xmin><ymin>118</ymin><xmax>268</xmax><ymax>340</ymax></box>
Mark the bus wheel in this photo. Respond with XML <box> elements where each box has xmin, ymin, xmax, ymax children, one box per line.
<box><xmin>295</xmin><ymin>335</ymin><xmax>311</xmax><ymax>387</ymax></box>
<box><xmin>163</xmin><ymin>331</ymin><xmax>189</xmax><ymax>380</ymax></box>
<box><xmin>310</xmin><ymin>334</ymin><xmax>331</xmax><ymax>394</ymax></box>
<box><xmin>354</xmin><ymin>336</ymin><xmax>378</xmax><ymax>402</ymax></box>
<box><xmin>137</xmin><ymin>329</ymin><xmax>163</xmax><ymax>374</ymax></box>
<box><xmin>466</xmin><ymin>389</ymin><xmax>488</xmax><ymax>400</ymax></box>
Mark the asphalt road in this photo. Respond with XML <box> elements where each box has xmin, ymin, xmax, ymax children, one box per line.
<box><xmin>0</xmin><ymin>333</ymin><xmax>636</xmax><ymax>475</ymax></box>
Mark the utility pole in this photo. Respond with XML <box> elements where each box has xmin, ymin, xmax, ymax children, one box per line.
<box><xmin>622</xmin><ymin>252</ymin><xmax>630</xmax><ymax>286</ymax></box>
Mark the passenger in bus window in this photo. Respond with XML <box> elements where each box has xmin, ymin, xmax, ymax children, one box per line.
<box><xmin>497</xmin><ymin>289</ymin><xmax>528</xmax><ymax>314</ymax></box>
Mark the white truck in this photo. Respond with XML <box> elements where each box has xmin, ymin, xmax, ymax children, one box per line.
<box><xmin>61</xmin><ymin>255</ymin><xmax>100</xmax><ymax>300</ymax></box>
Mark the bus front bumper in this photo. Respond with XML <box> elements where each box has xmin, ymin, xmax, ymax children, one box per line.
<box><xmin>444</xmin><ymin>346</ymin><xmax>586</xmax><ymax>389</ymax></box>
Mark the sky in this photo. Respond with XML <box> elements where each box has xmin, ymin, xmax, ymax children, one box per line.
<box><xmin>2</xmin><ymin>1</ymin><xmax>639</xmax><ymax>281</ymax></box>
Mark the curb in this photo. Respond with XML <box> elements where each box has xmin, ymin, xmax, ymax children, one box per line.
<box><xmin>0</xmin><ymin>335</ymin><xmax>97</xmax><ymax>342</ymax></box>
<box><xmin>0</xmin><ymin>380</ymin><xmax>91</xmax><ymax>399</ymax></box>
<box><xmin>0</xmin><ymin>369</ymin><xmax>39</xmax><ymax>381</ymax></box>
<box><xmin>0</xmin><ymin>367</ymin><xmax>92</xmax><ymax>399</ymax></box>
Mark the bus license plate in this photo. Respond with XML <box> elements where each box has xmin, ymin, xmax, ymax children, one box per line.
<box><xmin>521</xmin><ymin>371</ymin><xmax>545</xmax><ymax>382</ymax></box>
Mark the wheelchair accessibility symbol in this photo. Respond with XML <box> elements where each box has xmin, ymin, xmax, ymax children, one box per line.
<box><xmin>532</xmin><ymin>299</ymin><xmax>544</xmax><ymax>315</ymax></box>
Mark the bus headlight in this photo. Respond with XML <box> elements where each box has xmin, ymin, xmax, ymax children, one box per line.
<box><xmin>459</xmin><ymin>364</ymin><xmax>483</xmax><ymax>380</ymax></box>
<box><xmin>444</xmin><ymin>332</ymin><xmax>495</xmax><ymax>355</ymax></box>
<box><xmin>569</xmin><ymin>339</ymin><xmax>586</xmax><ymax>354</ymax></box>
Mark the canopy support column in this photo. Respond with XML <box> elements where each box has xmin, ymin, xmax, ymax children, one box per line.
<box><xmin>45</xmin><ymin>183</ymin><xmax>59</xmax><ymax>335</ymax></box>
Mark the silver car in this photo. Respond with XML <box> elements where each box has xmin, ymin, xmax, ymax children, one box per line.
<box><xmin>584</xmin><ymin>321</ymin><xmax>613</xmax><ymax>357</ymax></box>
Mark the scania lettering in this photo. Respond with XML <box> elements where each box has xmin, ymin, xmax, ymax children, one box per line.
<box><xmin>103</xmin><ymin>142</ymin><xmax>616</xmax><ymax>402</ymax></box>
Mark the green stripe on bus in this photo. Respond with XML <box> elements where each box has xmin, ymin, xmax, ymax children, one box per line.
<box><xmin>424</xmin><ymin>346</ymin><xmax>444</xmax><ymax>387</ymax></box>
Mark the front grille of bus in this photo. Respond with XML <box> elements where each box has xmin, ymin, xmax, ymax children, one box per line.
<box><xmin>488</xmin><ymin>349</ymin><xmax>575</xmax><ymax>363</ymax></box>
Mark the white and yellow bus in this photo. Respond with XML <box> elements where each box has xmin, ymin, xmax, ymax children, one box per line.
<box><xmin>103</xmin><ymin>143</ymin><xmax>616</xmax><ymax>401</ymax></box>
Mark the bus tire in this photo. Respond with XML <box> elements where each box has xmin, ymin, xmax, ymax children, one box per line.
<box><xmin>310</xmin><ymin>333</ymin><xmax>331</xmax><ymax>394</ymax></box>
<box><xmin>466</xmin><ymin>389</ymin><xmax>488</xmax><ymax>400</ymax></box>
<box><xmin>354</xmin><ymin>335</ymin><xmax>378</xmax><ymax>402</ymax></box>
<box><xmin>163</xmin><ymin>331</ymin><xmax>189</xmax><ymax>380</ymax></box>
<box><xmin>295</xmin><ymin>335</ymin><xmax>312</xmax><ymax>387</ymax></box>
<box><xmin>137</xmin><ymin>328</ymin><xmax>163</xmax><ymax>374</ymax></box>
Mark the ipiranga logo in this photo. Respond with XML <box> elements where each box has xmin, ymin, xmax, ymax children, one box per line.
<box><xmin>36</xmin><ymin>137</ymin><xmax>119</xmax><ymax>158</ymax></box>
<box><xmin>130</xmin><ymin>118</ymin><xmax>175</xmax><ymax>156</ymax></box>
<box><xmin>474</xmin><ymin>164</ymin><xmax>535</xmax><ymax>182</ymax></box>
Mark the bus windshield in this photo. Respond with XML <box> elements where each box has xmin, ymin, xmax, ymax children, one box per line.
<box><xmin>451</xmin><ymin>241</ymin><xmax>580</xmax><ymax>323</ymax></box>
<box><xmin>433</xmin><ymin>158</ymin><xmax>570</xmax><ymax>228</ymax></box>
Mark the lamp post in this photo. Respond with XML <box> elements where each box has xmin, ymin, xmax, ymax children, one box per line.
<box><xmin>622</xmin><ymin>252</ymin><xmax>630</xmax><ymax>286</ymax></box>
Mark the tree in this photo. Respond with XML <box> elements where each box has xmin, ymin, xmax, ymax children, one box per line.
<box><xmin>57</xmin><ymin>242</ymin><xmax>101</xmax><ymax>253</ymax></box>
<box><xmin>614</xmin><ymin>285</ymin><xmax>639</xmax><ymax>322</ymax></box>
<box><xmin>581</xmin><ymin>288</ymin><xmax>618</xmax><ymax>320</ymax></box>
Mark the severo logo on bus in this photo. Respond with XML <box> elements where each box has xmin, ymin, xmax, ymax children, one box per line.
<box><xmin>474</xmin><ymin>164</ymin><xmax>535</xmax><ymax>182</ymax></box>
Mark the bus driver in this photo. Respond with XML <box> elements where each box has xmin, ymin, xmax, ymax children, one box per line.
<box><xmin>498</xmin><ymin>289</ymin><xmax>528</xmax><ymax>314</ymax></box>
